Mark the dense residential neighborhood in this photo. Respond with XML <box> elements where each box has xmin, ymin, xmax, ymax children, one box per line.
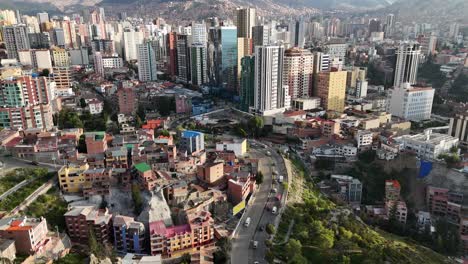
<box><xmin>0</xmin><ymin>2</ymin><xmax>467</xmax><ymax>264</ymax></box>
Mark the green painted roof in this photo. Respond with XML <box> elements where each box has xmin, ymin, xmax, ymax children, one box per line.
<box><xmin>134</xmin><ymin>162</ymin><xmax>151</xmax><ymax>173</ymax></box>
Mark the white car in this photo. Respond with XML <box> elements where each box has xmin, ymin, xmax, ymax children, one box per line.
<box><xmin>253</xmin><ymin>241</ymin><xmax>258</xmax><ymax>249</ymax></box>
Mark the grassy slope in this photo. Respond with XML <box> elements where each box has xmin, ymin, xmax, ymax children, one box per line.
<box><xmin>269</xmin><ymin>156</ymin><xmax>453</xmax><ymax>264</ymax></box>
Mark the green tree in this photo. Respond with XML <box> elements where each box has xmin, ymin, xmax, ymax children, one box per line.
<box><xmin>315</xmin><ymin>228</ymin><xmax>334</xmax><ymax>249</ymax></box>
<box><xmin>131</xmin><ymin>183</ymin><xmax>143</xmax><ymax>215</ymax></box>
<box><xmin>358</xmin><ymin>150</ymin><xmax>376</xmax><ymax>163</ymax></box>
<box><xmin>135</xmin><ymin>116</ymin><xmax>143</xmax><ymax>129</ymax></box>
<box><xmin>266</xmin><ymin>223</ymin><xmax>276</xmax><ymax>235</ymax></box>
<box><xmin>80</xmin><ymin>98</ymin><xmax>87</xmax><ymax>108</ymax></box>
<box><xmin>285</xmin><ymin>239</ymin><xmax>302</xmax><ymax>260</ymax></box>
<box><xmin>88</xmin><ymin>228</ymin><xmax>102</xmax><ymax>258</ymax></box>
<box><xmin>77</xmin><ymin>135</ymin><xmax>87</xmax><ymax>153</ymax></box>
<box><xmin>256</xmin><ymin>171</ymin><xmax>264</xmax><ymax>185</ymax></box>
<box><xmin>213</xmin><ymin>237</ymin><xmax>231</xmax><ymax>264</ymax></box>
<box><xmin>180</xmin><ymin>253</ymin><xmax>191</xmax><ymax>264</ymax></box>
<box><xmin>40</xmin><ymin>68</ymin><xmax>50</xmax><ymax>77</ymax></box>
<box><xmin>246</xmin><ymin>116</ymin><xmax>264</xmax><ymax>137</ymax></box>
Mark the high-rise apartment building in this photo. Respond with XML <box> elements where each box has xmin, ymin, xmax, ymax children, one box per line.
<box><xmin>368</xmin><ymin>19</ymin><xmax>381</xmax><ymax>36</ymax></box>
<box><xmin>52</xmin><ymin>47</ymin><xmax>70</xmax><ymax>67</ymax></box>
<box><xmin>240</xmin><ymin>55</ymin><xmax>255</xmax><ymax>112</ymax></box>
<box><xmin>167</xmin><ymin>32</ymin><xmax>178</xmax><ymax>77</ymax></box>
<box><xmin>237</xmin><ymin>37</ymin><xmax>253</xmax><ymax>89</ymax></box>
<box><xmin>207</xmin><ymin>26</ymin><xmax>238</xmax><ymax>90</ymax></box>
<box><xmin>289</xmin><ymin>19</ymin><xmax>305</xmax><ymax>48</ymax></box>
<box><xmin>236</xmin><ymin>7</ymin><xmax>256</xmax><ymax>39</ymax></box>
<box><xmin>417</xmin><ymin>34</ymin><xmax>437</xmax><ymax>57</ymax></box>
<box><xmin>137</xmin><ymin>41</ymin><xmax>158</xmax><ymax>82</ymax></box>
<box><xmin>448</xmin><ymin>112</ymin><xmax>468</xmax><ymax>148</ymax></box>
<box><xmin>386</xmin><ymin>83</ymin><xmax>434</xmax><ymax>121</ymax></box>
<box><xmin>18</xmin><ymin>49</ymin><xmax>52</xmax><ymax>69</ymax></box>
<box><xmin>385</xmin><ymin>14</ymin><xmax>395</xmax><ymax>37</ymax></box>
<box><xmin>283</xmin><ymin>48</ymin><xmax>313</xmax><ymax>99</ymax></box>
<box><xmin>123</xmin><ymin>28</ymin><xmax>144</xmax><ymax>61</ymax></box>
<box><xmin>191</xmin><ymin>22</ymin><xmax>207</xmax><ymax>44</ymax></box>
<box><xmin>176</xmin><ymin>34</ymin><xmax>191</xmax><ymax>83</ymax></box>
<box><xmin>3</xmin><ymin>25</ymin><xmax>30</xmax><ymax>60</ymax></box>
<box><xmin>325</xmin><ymin>41</ymin><xmax>347</xmax><ymax>65</ymax></box>
<box><xmin>316</xmin><ymin>70</ymin><xmax>347</xmax><ymax>112</ymax></box>
<box><xmin>253</xmin><ymin>45</ymin><xmax>290</xmax><ymax>115</ymax></box>
<box><xmin>393</xmin><ymin>42</ymin><xmax>421</xmax><ymax>87</ymax></box>
<box><xmin>94</xmin><ymin>52</ymin><xmax>104</xmax><ymax>77</ymax></box>
<box><xmin>190</xmin><ymin>44</ymin><xmax>208</xmax><ymax>86</ymax></box>
<box><xmin>252</xmin><ymin>25</ymin><xmax>270</xmax><ymax>49</ymax></box>
<box><xmin>0</xmin><ymin>75</ymin><xmax>55</xmax><ymax>129</ymax></box>
<box><xmin>313</xmin><ymin>52</ymin><xmax>330</xmax><ymax>73</ymax></box>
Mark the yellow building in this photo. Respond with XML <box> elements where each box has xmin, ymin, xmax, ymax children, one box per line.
<box><xmin>237</xmin><ymin>37</ymin><xmax>252</xmax><ymax>83</ymax></box>
<box><xmin>346</xmin><ymin>67</ymin><xmax>367</xmax><ymax>88</ymax></box>
<box><xmin>316</xmin><ymin>70</ymin><xmax>347</xmax><ymax>112</ymax></box>
<box><xmin>52</xmin><ymin>47</ymin><xmax>70</xmax><ymax>67</ymax></box>
<box><xmin>58</xmin><ymin>163</ymin><xmax>89</xmax><ymax>193</ymax></box>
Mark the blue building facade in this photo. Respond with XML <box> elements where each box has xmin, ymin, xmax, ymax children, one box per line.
<box><xmin>180</xmin><ymin>130</ymin><xmax>205</xmax><ymax>154</ymax></box>
<box><xmin>113</xmin><ymin>215</ymin><xmax>145</xmax><ymax>254</ymax></box>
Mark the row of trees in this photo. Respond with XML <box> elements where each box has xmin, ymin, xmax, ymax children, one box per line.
<box><xmin>55</xmin><ymin>109</ymin><xmax>108</xmax><ymax>132</ymax></box>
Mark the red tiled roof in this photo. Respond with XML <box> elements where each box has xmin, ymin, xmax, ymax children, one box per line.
<box><xmin>7</xmin><ymin>226</ymin><xmax>32</xmax><ymax>231</ymax></box>
<box><xmin>5</xmin><ymin>137</ymin><xmax>22</xmax><ymax>148</ymax></box>
<box><xmin>386</xmin><ymin>179</ymin><xmax>401</xmax><ymax>188</ymax></box>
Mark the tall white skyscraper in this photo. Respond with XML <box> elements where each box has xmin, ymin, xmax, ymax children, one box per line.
<box><xmin>313</xmin><ymin>52</ymin><xmax>330</xmax><ymax>73</ymax></box>
<box><xmin>289</xmin><ymin>19</ymin><xmax>305</xmax><ymax>48</ymax></box>
<box><xmin>253</xmin><ymin>45</ymin><xmax>290</xmax><ymax>115</ymax></box>
<box><xmin>123</xmin><ymin>28</ymin><xmax>144</xmax><ymax>61</ymax></box>
<box><xmin>393</xmin><ymin>42</ymin><xmax>421</xmax><ymax>87</ymax></box>
<box><xmin>137</xmin><ymin>41</ymin><xmax>158</xmax><ymax>82</ymax></box>
<box><xmin>191</xmin><ymin>22</ymin><xmax>207</xmax><ymax>45</ymax></box>
<box><xmin>449</xmin><ymin>23</ymin><xmax>459</xmax><ymax>39</ymax></box>
<box><xmin>3</xmin><ymin>25</ymin><xmax>30</xmax><ymax>59</ymax></box>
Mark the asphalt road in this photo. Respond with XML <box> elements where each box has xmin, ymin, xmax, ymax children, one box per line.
<box><xmin>231</xmin><ymin>142</ymin><xmax>288</xmax><ymax>264</ymax></box>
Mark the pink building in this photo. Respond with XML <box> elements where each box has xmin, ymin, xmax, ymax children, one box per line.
<box><xmin>175</xmin><ymin>95</ymin><xmax>191</xmax><ymax>114</ymax></box>
<box><xmin>85</xmin><ymin>131</ymin><xmax>108</xmax><ymax>155</ymax></box>
<box><xmin>149</xmin><ymin>211</ymin><xmax>214</xmax><ymax>258</ymax></box>
<box><xmin>426</xmin><ymin>186</ymin><xmax>463</xmax><ymax>220</ymax></box>
<box><xmin>0</xmin><ymin>217</ymin><xmax>49</xmax><ymax>254</ymax></box>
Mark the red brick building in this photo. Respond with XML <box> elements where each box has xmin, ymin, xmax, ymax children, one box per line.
<box><xmin>64</xmin><ymin>206</ymin><xmax>112</xmax><ymax>243</ymax></box>
<box><xmin>117</xmin><ymin>87</ymin><xmax>136</xmax><ymax>115</ymax></box>
<box><xmin>85</xmin><ymin>131</ymin><xmax>108</xmax><ymax>155</ymax></box>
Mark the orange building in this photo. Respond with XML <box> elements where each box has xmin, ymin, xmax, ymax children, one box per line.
<box><xmin>0</xmin><ymin>217</ymin><xmax>49</xmax><ymax>254</ymax></box>
<box><xmin>197</xmin><ymin>162</ymin><xmax>224</xmax><ymax>184</ymax></box>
